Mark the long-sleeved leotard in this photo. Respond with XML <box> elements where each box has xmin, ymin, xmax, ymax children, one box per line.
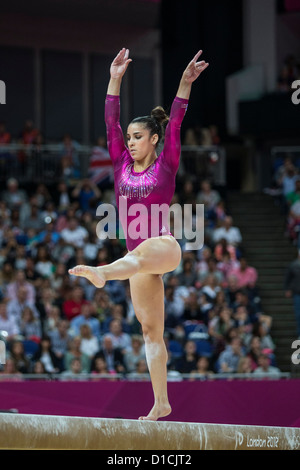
<box><xmin>105</xmin><ymin>94</ymin><xmax>188</xmax><ymax>251</ymax></box>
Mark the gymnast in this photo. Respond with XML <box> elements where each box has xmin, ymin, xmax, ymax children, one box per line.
<box><xmin>69</xmin><ymin>47</ymin><xmax>209</xmax><ymax>421</ymax></box>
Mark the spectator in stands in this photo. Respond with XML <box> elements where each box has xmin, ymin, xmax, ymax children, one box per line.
<box><xmin>177</xmin><ymin>258</ymin><xmax>197</xmax><ymax>287</ymax></box>
<box><xmin>227</xmin><ymin>257</ymin><xmax>258</xmax><ymax>292</ymax></box>
<box><xmin>32</xmin><ymin>334</ymin><xmax>61</xmax><ymax>374</ymax></box>
<box><xmin>0</xmin><ymin>301</ymin><xmax>20</xmax><ymax>341</ymax></box>
<box><xmin>21</xmin><ymin>202</ymin><xmax>45</xmax><ymax>232</ymax></box>
<box><xmin>6</xmin><ymin>269</ymin><xmax>36</xmax><ymax>303</ymax></box>
<box><xmin>58</xmin><ymin>133</ymin><xmax>81</xmax><ymax>179</ymax></box>
<box><xmin>174</xmin><ymin>340</ymin><xmax>199</xmax><ymax>374</ymax></box>
<box><xmin>246</xmin><ymin>335</ymin><xmax>262</xmax><ymax>371</ymax></box>
<box><xmin>284</xmin><ymin>250</ymin><xmax>300</xmax><ymax>338</ymax></box>
<box><xmin>106</xmin><ymin>318</ymin><xmax>132</xmax><ymax>355</ymax></box>
<box><xmin>217</xmin><ymin>336</ymin><xmax>245</xmax><ymax>373</ymax></box>
<box><xmin>63</xmin><ymin>336</ymin><xmax>91</xmax><ymax>373</ymax></box>
<box><xmin>0</xmin><ymin>358</ymin><xmax>23</xmax><ymax>379</ymax></box>
<box><xmin>208</xmin><ymin>306</ymin><xmax>235</xmax><ymax>353</ymax></box>
<box><xmin>79</xmin><ymin>323</ymin><xmax>100</xmax><ymax>358</ymax></box>
<box><xmin>34</xmin><ymin>245</ymin><xmax>55</xmax><ymax>279</ymax></box>
<box><xmin>2</xmin><ymin>178</ymin><xmax>28</xmax><ymax>211</ymax></box>
<box><xmin>19</xmin><ymin>305</ymin><xmax>42</xmax><ymax>341</ymax></box>
<box><xmin>91</xmin><ymin>356</ymin><xmax>111</xmax><ymax>377</ymax></box>
<box><xmin>70</xmin><ymin>302</ymin><xmax>101</xmax><ymax>340</ymax></box>
<box><xmin>60</xmin><ymin>357</ymin><xmax>88</xmax><ymax>380</ymax></box>
<box><xmin>6</xmin><ymin>285</ymin><xmax>39</xmax><ymax>327</ymax></box>
<box><xmin>9</xmin><ymin>340</ymin><xmax>30</xmax><ymax>374</ymax></box>
<box><xmin>48</xmin><ymin>318</ymin><xmax>72</xmax><ymax>363</ymax></box>
<box><xmin>60</xmin><ymin>216</ymin><xmax>89</xmax><ymax>249</ymax></box>
<box><xmin>189</xmin><ymin>356</ymin><xmax>214</xmax><ymax>379</ymax></box>
<box><xmin>92</xmin><ymin>335</ymin><xmax>126</xmax><ymax>374</ymax></box>
<box><xmin>62</xmin><ymin>285</ymin><xmax>90</xmax><ymax>321</ymax></box>
<box><xmin>287</xmin><ymin>200</ymin><xmax>300</xmax><ymax>243</ymax></box>
<box><xmin>214</xmin><ymin>238</ymin><xmax>237</xmax><ymax>262</ymax></box>
<box><xmin>0</xmin><ymin>121</ymin><xmax>11</xmax><ymax>144</ymax></box>
<box><xmin>124</xmin><ymin>335</ymin><xmax>146</xmax><ymax>373</ymax></box>
<box><xmin>236</xmin><ymin>355</ymin><xmax>252</xmax><ymax>375</ymax></box>
<box><xmin>253</xmin><ymin>353</ymin><xmax>281</xmax><ymax>378</ymax></box>
<box><xmin>196</xmin><ymin>180</ymin><xmax>221</xmax><ymax>214</ymax></box>
<box><xmin>286</xmin><ymin>177</ymin><xmax>300</xmax><ymax>207</ymax></box>
<box><xmin>212</xmin><ymin>215</ymin><xmax>242</xmax><ymax>247</ymax></box>
<box><xmin>71</xmin><ymin>178</ymin><xmax>102</xmax><ymax>213</ymax></box>
<box><xmin>182</xmin><ymin>289</ymin><xmax>203</xmax><ymax>322</ymax></box>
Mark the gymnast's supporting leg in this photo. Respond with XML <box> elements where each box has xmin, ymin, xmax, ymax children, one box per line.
<box><xmin>129</xmin><ymin>272</ymin><xmax>170</xmax><ymax>421</ymax></box>
<box><xmin>69</xmin><ymin>235</ymin><xmax>181</xmax><ymax>420</ymax></box>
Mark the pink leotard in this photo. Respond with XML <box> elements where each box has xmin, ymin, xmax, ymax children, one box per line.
<box><xmin>105</xmin><ymin>94</ymin><xmax>189</xmax><ymax>251</ymax></box>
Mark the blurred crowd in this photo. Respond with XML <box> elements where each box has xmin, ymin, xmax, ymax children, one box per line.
<box><xmin>0</xmin><ymin>165</ymin><xmax>281</xmax><ymax>381</ymax></box>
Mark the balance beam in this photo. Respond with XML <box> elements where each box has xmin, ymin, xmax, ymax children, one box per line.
<box><xmin>0</xmin><ymin>413</ymin><xmax>299</xmax><ymax>450</ymax></box>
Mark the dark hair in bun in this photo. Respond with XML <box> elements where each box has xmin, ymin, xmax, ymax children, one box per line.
<box><xmin>131</xmin><ymin>106</ymin><xmax>169</xmax><ymax>146</ymax></box>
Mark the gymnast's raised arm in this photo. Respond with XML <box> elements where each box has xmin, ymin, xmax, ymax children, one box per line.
<box><xmin>163</xmin><ymin>50</ymin><xmax>209</xmax><ymax>173</ymax></box>
<box><xmin>105</xmin><ymin>48</ymin><xmax>132</xmax><ymax>164</ymax></box>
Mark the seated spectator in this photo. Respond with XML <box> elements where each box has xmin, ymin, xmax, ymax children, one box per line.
<box><xmin>201</xmin><ymin>273</ymin><xmax>221</xmax><ymax>302</ymax></box>
<box><xmin>236</xmin><ymin>355</ymin><xmax>252</xmax><ymax>375</ymax></box>
<box><xmin>58</xmin><ymin>133</ymin><xmax>81</xmax><ymax>178</ymax></box>
<box><xmin>70</xmin><ymin>302</ymin><xmax>101</xmax><ymax>340</ymax></box>
<box><xmin>253</xmin><ymin>353</ymin><xmax>281</xmax><ymax>378</ymax></box>
<box><xmin>0</xmin><ymin>302</ymin><xmax>20</xmax><ymax>343</ymax></box>
<box><xmin>34</xmin><ymin>245</ymin><xmax>55</xmax><ymax>279</ymax></box>
<box><xmin>36</xmin><ymin>221</ymin><xmax>60</xmax><ymax>247</ymax></box>
<box><xmin>189</xmin><ymin>356</ymin><xmax>215</xmax><ymax>379</ymax></box>
<box><xmin>198</xmin><ymin>257</ymin><xmax>224</xmax><ymax>285</ymax></box>
<box><xmin>177</xmin><ymin>258</ymin><xmax>197</xmax><ymax>287</ymax></box>
<box><xmin>102</xmin><ymin>303</ymin><xmax>130</xmax><ymax>335</ymax></box>
<box><xmin>36</xmin><ymin>287</ymin><xmax>59</xmax><ymax>325</ymax></box>
<box><xmin>217</xmin><ymin>336</ymin><xmax>245</xmax><ymax>373</ymax></box>
<box><xmin>127</xmin><ymin>358</ymin><xmax>149</xmax><ymax>380</ymax></box>
<box><xmin>79</xmin><ymin>323</ymin><xmax>100</xmax><ymax>358</ymax></box>
<box><xmin>8</xmin><ymin>340</ymin><xmax>30</xmax><ymax>374</ymax></box>
<box><xmin>287</xmin><ymin>200</ymin><xmax>300</xmax><ymax>242</ymax></box>
<box><xmin>62</xmin><ymin>285</ymin><xmax>90</xmax><ymax>321</ymax></box>
<box><xmin>208</xmin><ymin>306</ymin><xmax>235</xmax><ymax>353</ymax></box>
<box><xmin>212</xmin><ymin>216</ymin><xmax>242</xmax><ymax>247</ymax></box>
<box><xmin>286</xmin><ymin>177</ymin><xmax>300</xmax><ymax>207</ymax></box>
<box><xmin>232</xmin><ymin>305</ymin><xmax>253</xmax><ymax>345</ymax></box>
<box><xmin>48</xmin><ymin>318</ymin><xmax>73</xmax><ymax>363</ymax></box>
<box><xmin>63</xmin><ymin>336</ymin><xmax>91</xmax><ymax>373</ymax></box>
<box><xmin>60</xmin><ymin>357</ymin><xmax>88</xmax><ymax>380</ymax></box>
<box><xmin>246</xmin><ymin>335</ymin><xmax>262</xmax><ymax>371</ymax></box>
<box><xmin>214</xmin><ymin>238</ymin><xmax>237</xmax><ymax>262</ymax></box>
<box><xmin>60</xmin><ymin>217</ymin><xmax>89</xmax><ymax>249</ymax></box>
<box><xmin>196</xmin><ymin>180</ymin><xmax>221</xmax><ymax>213</ymax></box>
<box><xmin>174</xmin><ymin>340</ymin><xmax>199</xmax><ymax>374</ymax></box>
<box><xmin>123</xmin><ymin>335</ymin><xmax>146</xmax><ymax>373</ymax></box>
<box><xmin>91</xmin><ymin>356</ymin><xmax>110</xmax><ymax>377</ymax></box>
<box><xmin>105</xmin><ymin>318</ymin><xmax>132</xmax><ymax>355</ymax></box>
<box><xmin>19</xmin><ymin>305</ymin><xmax>42</xmax><ymax>341</ymax></box>
<box><xmin>6</xmin><ymin>269</ymin><xmax>36</xmax><ymax>303</ymax></box>
<box><xmin>2</xmin><ymin>178</ymin><xmax>28</xmax><ymax>211</ymax></box>
<box><xmin>228</xmin><ymin>257</ymin><xmax>258</xmax><ymax>292</ymax></box>
<box><xmin>216</xmin><ymin>253</ymin><xmax>240</xmax><ymax>282</ymax></box>
<box><xmin>182</xmin><ymin>289</ymin><xmax>204</xmax><ymax>322</ymax></box>
<box><xmin>71</xmin><ymin>178</ymin><xmax>101</xmax><ymax>213</ymax></box>
<box><xmin>32</xmin><ymin>334</ymin><xmax>61</xmax><ymax>373</ymax></box>
<box><xmin>92</xmin><ymin>335</ymin><xmax>126</xmax><ymax>374</ymax></box>
<box><xmin>0</xmin><ymin>358</ymin><xmax>23</xmax><ymax>380</ymax></box>
<box><xmin>7</xmin><ymin>285</ymin><xmax>40</xmax><ymax>327</ymax></box>
<box><xmin>32</xmin><ymin>359</ymin><xmax>46</xmax><ymax>375</ymax></box>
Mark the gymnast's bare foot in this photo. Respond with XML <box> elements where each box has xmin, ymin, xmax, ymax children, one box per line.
<box><xmin>139</xmin><ymin>403</ymin><xmax>172</xmax><ymax>421</ymax></box>
<box><xmin>68</xmin><ymin>265</ymin><xmax>106</xmax><ymax>288</ymax></box>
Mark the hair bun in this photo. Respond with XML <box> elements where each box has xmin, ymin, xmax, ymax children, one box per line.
<box><xmin>150</xmin><ymin>106</ymin><xmax>169</xmax><ymax>127</ymax></box>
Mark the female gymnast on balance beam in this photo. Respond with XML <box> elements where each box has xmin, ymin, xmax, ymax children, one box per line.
<box><xmin>69</xmin><ymin>47</ymin><xmax>209</xmax><ymax>421</ymax></box>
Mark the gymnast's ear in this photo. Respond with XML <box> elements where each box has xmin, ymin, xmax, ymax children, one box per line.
<box><xmin>151</xmin><ymin>134</ymin><xmax>159</xmax><ymax>146</ymax></box>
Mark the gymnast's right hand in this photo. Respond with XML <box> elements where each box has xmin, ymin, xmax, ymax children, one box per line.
<box><xmin>110</xmin><ymin>48</ymin><xmax>132</xmax><ymax>80</ymax></box>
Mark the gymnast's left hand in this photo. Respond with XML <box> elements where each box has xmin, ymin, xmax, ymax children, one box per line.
<box><xmin>182</xmin><ymin>50</ymin><xmax>209</xmax><ymax>84</ymax></box>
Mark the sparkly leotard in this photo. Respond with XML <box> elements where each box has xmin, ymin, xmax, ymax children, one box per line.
<box><xmin>105</xmin><ymin>94</ymin><xmax>189</xmax><ymax>251</ymax></box>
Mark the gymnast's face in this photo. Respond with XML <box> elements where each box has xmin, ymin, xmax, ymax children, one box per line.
<box><xmin>126</xmin><ymin>123</ymin><xmax>158</xmax><ymax>161</ymax></box>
